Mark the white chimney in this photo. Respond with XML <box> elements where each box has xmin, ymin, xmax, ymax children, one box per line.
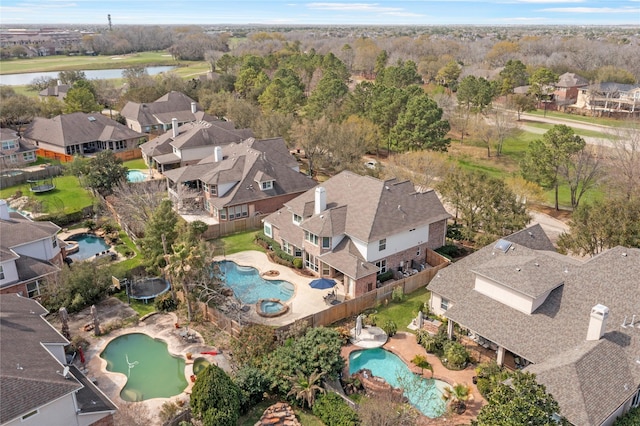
<box><xmin>172</xmin><ymin>118</ymin><xmax>178</xmax><ymax>138</ymax></box>
<box><xmin>0</xmin><ymin>199</ymin><xmax>10</xmax><ymax>220</ymax></box>
<box><xmin>314</xmin><ymin>187</ymin><xmax>326</xmax><ymax>215</ymax></box>
<box><xmin>191</xmin><ymin>102</ymin><xmax>197</xmax><ymax>114</ymax></box>
<box><xmin>214</xmin><ymin>146</ymin><xmax>223</xmax><ymax>162</ymax></box>
<box><xmin>587</xmin><ymin>304</ymin><xmax>609</xmax><ymax>341</ymax></box>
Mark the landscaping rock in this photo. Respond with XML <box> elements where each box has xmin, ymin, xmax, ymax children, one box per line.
<box><xmin>254</xmin><ymin>402</ymin><xmax>301</xmax><ymax>426</ymax></box>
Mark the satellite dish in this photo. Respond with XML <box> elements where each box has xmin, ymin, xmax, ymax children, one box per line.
<box><xmin>62</xmin><ymin>366</ymin><xmax>70</xmax><ymax>378</ymax></box>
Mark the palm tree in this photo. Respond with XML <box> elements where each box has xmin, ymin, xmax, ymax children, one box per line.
<box><xmin>411</xmin><ymin>354</ymin><xmax>434</xmax><ymax>377</ymax></box>
<box><xmin>442</xmin><ymin>383</ymin><xmax>471</xmax><ymax>414</ymax></box>
<box><xmin>287</xmin><ymin>370</ymin><xmax>326</xmax><ymax>408</ymax></box>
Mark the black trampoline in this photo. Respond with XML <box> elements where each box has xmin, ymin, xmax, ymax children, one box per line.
<box><xmin>128</xmin><ymin>277</ymin><xmax>171</xmax><ymax>303</ymax></box>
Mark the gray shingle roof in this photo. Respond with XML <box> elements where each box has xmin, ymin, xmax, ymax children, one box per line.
<box><xmin>428</xmin><ymin>228</ymin><xmax>640</xmax><ymax>426</ymax></box>
<box><xmin>278</xmin><ymin>171</ymin><xmax>450</xmax><ymax>243</ymax></box>
<box><xmin>556</xmin><ymin>72</ymin><xmax>589</xmax><ymax>88</ymax></box>
<box><xmin>318</xmin><ymin>237</ymin><xmax>378</xmax><ymax>279</ymax></box>
<box><xmin>120</xmin><ymin>91</ymin><xmax>204</xmax><ymax>127</ymax></box>
<box><xmin>0</xmin><ymin>212</ymin><xmax>60</xmax><ymax>249</ymax></box>
<box><xmin>24</xmin><ymin>113</ymin><xmax>144</xmax><ymax>147</ymax></box>
<box><xmin>0</xmin><ymin>295</ymin><xmax>81</xmax><ymax>424</ymax></box>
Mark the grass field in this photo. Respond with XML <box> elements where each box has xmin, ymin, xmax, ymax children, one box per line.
<box><xmin>527</xmin><ymin>110</ymin><xmax>634</xmax><ymax>128</ymax></box>
<box><xmin>523</xmin><ymin>121</ymin><xmax>614</xmax><ymax>139</ymax></box>
<box><xmin>0</xmin><ymin>51</ymin><xmax>182</xmax><ymax>74</ymax></box>
<box><xmin>0</xmin><ymin>174</ymin><xmax>93</xmax><ymax>214</ymax></box>
<box><xmin>123</xmin><ymin>159</ymin><xmax>147</xmax><ymax>170</ymax></box>
<box><xmin>370</xmin><ymin>286</ymin><xmax>430</xmax><ymax>333</ymax></box>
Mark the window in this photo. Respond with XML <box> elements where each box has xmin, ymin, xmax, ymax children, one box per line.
<box><xmin>375</xmin><ymin>260</ymin><xmax>387</xmax><ymax>274</ymax></box>
<box><xmin>293</xmin><ymin>214</ymin><xmax>302</xmax><ymax>225</ymax></box>
<box><xmin>52</xmin><ymin>236</ymin><xmax>57</xmax><ymax>248</ymax></box>
<box><xmin>282</xmin><ymin>240</ymin><xmax>291</xmax><ymax>255</ymax></box>
<box><xmin>322</xmin><ymin>237</ymin><xmax>330</xmax><ymax>249</ymax></box>
<box><xmin>27</xmin><ymin>281</ymin><xmax>42</xmax><ymax>298</ymax></box>
<box><xmin>227</xmin><ymin>205</ymin><xmax>248</xmax><ymax>220</ymax></box>
<box><xmin>0</xmin><ymin>265</ymin><xmax>4</xmax><ymax>280</ymax></box>
<box><xmin>220</xmin><ymin>208</ymin><xmax>227</xmax><ymax>220</ymax></box>
<box><xmin>22</xmin><ymin>152</ymin><xmax>35</xmax><ymax>161</ymax></box>
<box><xmin>9</xmin><ymin>154</ymin><xmax>17</xmax><ymax>163</ymax></box>
<box><xmin>304</xmin><ymin>231</ymin><xmax>319</xmax><ymax>245</ymax></box>
<box><xmin>261</xmin><ymin>181</ymin><xmax>273</xmax><ymax>190</ymax></box>
<box><xmin>1</xmin><ymin>140</ymin><xmax>17</xmax><ymax>150</ymax></box>
<box><xmin>305</xmin><ymin>253</ymin><xmax>318</xmax><ymax>272</ymax></box>
<box><xmin>264</xmin><ymin>223</ymin><xmax>272</xmax><ymax>238</ymax></box>
<box><xmin>379</xmin><ymin>239</ymin><xmax>386</xmax><ymax>251</ymax></box>
<box><xmin>210</xmin><ymin>185</ymin><xmax>217</xmax><ymax>195</ymax></box>
<box><xmin>114</xmin><ymin>140</ymin><xmax>126</xmax><ymax>150</ymax></box>
<box><xmin>440</xmin><ymin>298</ymin><xmax>450</xmax><ymax>311</ymax></box>
<box><xmin>322</xmin><ymin>264</ymin><xmax>330</xmax><ymax>276</ymax></box>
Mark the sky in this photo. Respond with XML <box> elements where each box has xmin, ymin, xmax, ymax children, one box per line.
<box><xmin>0</xmin><ymin>0</ymin><xmax>639</xmax><ymax>26</ymax></box>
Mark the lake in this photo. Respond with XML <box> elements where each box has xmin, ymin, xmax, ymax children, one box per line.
<box><xmin>0</xmin><ymin>66</ymin><xmax>177</xmax><ymax>86</ymax></box>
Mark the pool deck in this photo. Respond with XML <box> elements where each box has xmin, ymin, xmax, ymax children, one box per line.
<box><xmin>342</xmin><ymin>332</ymin><xmax>486</xmax><ymax>425</ymax></box>
<box><xmin>215</xmin><ymin>250</ymin><xmax>346</xmax><ymax>326</ymax></box>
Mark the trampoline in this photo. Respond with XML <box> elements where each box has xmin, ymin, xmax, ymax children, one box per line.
<box><xmin>128</xmin><ymin>277</ymin><xmax>171</xmax><ymax>303</ymax></box>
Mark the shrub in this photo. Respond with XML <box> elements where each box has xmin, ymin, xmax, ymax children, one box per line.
<box><xmin>293</xmin><ymin>258</ymin><xmax>303</xmax><ymax>269</ymax></box>
<box><xmin>391</xmin><ymin>286</ymin><xmax>404</xmax><ymax>302</ymax></box>
<box><xmin>155</xmin><ymin>293</ymin><xmax>178</xmax><ymax>312</ymax></box>
<box><xmin>614</xmin><ymin>405</ymin><xmax>640</xmax><ymax>426</ymax></box>
<box><xmin>190</xmin><ymin>365</ymin><xmax>241</xmax><ymax>426</ymax></box>
<box><xmin>312</xmin><ymin>393</ymin><xmax>359</xmax><ymax>426</ymax></box>
<box><xmin>234</xmin><ymin>367</ymin><xmax>269</xmax><ymax>414</ymax></box>
<box><xmin>84</xmin><ymin>219</ymin><xmax>97</xmax><ymax>231</ymax></box>
<box><xmin>159</xmin><ymin>401</ymin><xmax>181</xmax><ymax>422</ymax></box>
<box><xmin>364</xmin><ymin>314</ymin><xmax>377</xmax><ymax>327</ymax></box>
<box><xmin>443</xmin><ymin>341</ymin><xmax>469</xmax><ymax>369</ymax></box>
<box><xmin>381</xmin><ymin>319</ymin><xmax>397</xmax><ymax>337</ymax></box>
<box><xmin>377</xmin><ymin>270</ymin><xmax>393</xmax><ymax>283</ymax></box>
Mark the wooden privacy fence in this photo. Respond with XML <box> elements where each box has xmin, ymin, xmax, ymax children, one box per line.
<box><xmin>201</xmin><ymin>214</ymin><xmax>266</xmax><ymax>240</ymax></box>
<box><xmin>0</xmin><ymin>165</ymin><xmax>63</xmax><ymax>190</ymax></box>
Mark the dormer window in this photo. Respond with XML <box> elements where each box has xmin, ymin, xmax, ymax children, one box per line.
<box><xmin>293</xmin><ymin>214</ymin><xmax>302</xmax><ymax>225</ymax></box>
<box><xmin>261</xmin><ymin>181</ymin><xmax>273</xmax><ymax>190</ymax></box>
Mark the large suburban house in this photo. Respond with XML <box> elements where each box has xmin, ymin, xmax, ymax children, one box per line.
<box><xmin>140</xmin><ymin>119</ymin><xmax>254</xmax><ymax>173</ymax></box>
<box><xmin>23</xmin><ymin>112</ymin><xmax>146</xmax><ymax>161</ymax></box>
<box><xmin>163</xmin><ymin>137</ymin><xmax>316</xmax><ymax>221</ymax></box>
<box><xmin>0</xmin><ymin>200</ymin><xmax>62</xmax><ymax>298</ymax></box>
<box><xmin>0</xmin><ymin>128</ymin><xmax>38</xmax><ymax>168</ymax></box>
<box><xmin>120</xmin><ymin>91</ymin><xmax>215</xmax><ymax>134</ymax></box>
<box><xmin>574</xmin><ymin>82</ymin><xmax>640</xmax><ymax>116</ymax></box>
<box><xmin>264</xmin><ymin>172</ymin><xmax>450</xmax><ymax>298</ymax></box>
<box><xmin>0</xmin><ymin>294</ymin><xmax>117</xmax><ymax>426</ymax></box>
<box><xmin>427</xmin><ymin>225</ymin><xmax>640</xmax><ymax>426</ymax></box>
<box><xmin>553</xmin><ymin>72</ymin><xmax>589</xmax><ymax>108</ymax></box>
<box><xmin>39</xmin><ymin>82</ymin><xmax>70</xmax><ymax>101</ymax></box>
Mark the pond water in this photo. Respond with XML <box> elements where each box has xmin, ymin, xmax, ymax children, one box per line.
<box><xmin>349</xmin><ymin>348</ymin><xmax>447</xmax><ymax>418</ymax></box>
<box><xmin>0</xmin><ymin>65</ymin><xmax>176</xmax><ymax>86</ymax></box>
<box><xmin>100</xmin><ymin>333</ymin><xmax>187</xmax><ymax>402</ymax></box>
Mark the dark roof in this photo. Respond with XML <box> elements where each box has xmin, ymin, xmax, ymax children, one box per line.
<box><xmin>120</xmin><ymin>91</ymin><xmax>209</xmax><ymax>127</ymax></box>
<box><xmin>0</xmin><ymin>295</ymin><xmax>81</xmax><ymax>423</ymax></box>
<box><xmin>428</xmin><ymin>230</ymin><xmax>640</xmax><ymax>426</ymax></box>
<box><xmin>24</xmin><ymin>113</ymin><xmax>144</xmax><ymax>147</ymax></box>
<box><xmin>275</xmin><ymin>171</ymin><xmax>450</xmax><ymax>242</ymax></box>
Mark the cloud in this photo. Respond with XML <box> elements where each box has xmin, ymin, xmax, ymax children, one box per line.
<box><xmin>539</xmin><ymin>6</ymin><xmax>640</xmax><ymax>13</ymax></box>
<box><xmin>307</xmin><ymin>2</ymin><xmax>404</xmax><ymax>13</ymax></box>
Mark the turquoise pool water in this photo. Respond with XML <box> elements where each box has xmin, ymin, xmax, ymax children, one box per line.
<box><xmin>100</xmin><ymin>333</ymin><xmax>187</xmax><ymax>402</ymax></box>
<box><xmin>127</xmin><ymin>170</ymin><xmax>148</xmax><ymax>182</ymax></box>
<box><xmin>215</xmin><ymin>260</ymin><xmax>294</xmax><ymax>304</ymax></box>
<box><xmin>349</xmin><ymin>348</ymin><xmax>447</xmax><ymax>418</ymax></box>
<box><xmin>67</xmin><ymin>233</ymin><xmax>109</xmax><ymax>260</ymax></box>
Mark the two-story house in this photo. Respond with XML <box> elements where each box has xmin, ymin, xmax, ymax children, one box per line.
<box><xmin>120</xmin><ymin>91</ymin><xmax>215</xmax><ymax>134</ymax></box>
<box><xmin>163</xmin><ymin>137</ymin><xmax>316</xmax><ymax>221</ymax></box>
<box><xmin>428</xmin><ymin>225</ymin><xmax>640</xmax><ymax>426</ymax></box>
<box><xmin>0</xmin><ymin>128</ymin><xmax>38</xmax><ymax>169</ymax></box>
<box><xmin>263</xmin><ymin>171</ymin><xmax>450</xmax><ymax>297</ymax></box>
<box><xmin>139</xmin><ymin>119</ymin><xmax>254</xmax><ymax>174</ymax></box>
<box><xmin>23</xmin><ymin>113</ymin><xmax>146</xmax><ymax>161</ymax></box>
<box><xmin>0</xmin><ymin>199</ymin><xmax>62</xmax><ymax>298</ymax></box>
<box><xmin>0</xmin><ymin>294</ymin><xmax>117</xmax><ymax>426</ymax></box>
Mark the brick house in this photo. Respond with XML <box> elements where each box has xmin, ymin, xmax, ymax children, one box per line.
<box><xmin>0</xmin><ymin>128</ymin><xmax>38</xmax><ymax>169</ymax></box>
<box><xmin>263</xmin><ymin>171</ymin><xmax>450</xmax><ymax>298</ymax></box>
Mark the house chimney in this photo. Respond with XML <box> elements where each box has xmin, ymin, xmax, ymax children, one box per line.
<box><xmin>172</xmin><ymin>118</ymin><xmax>178</xmax><ymax>138</ymax></box>
<box><xmin>587</xmin><ymin>304</ymin><xmax>609</xmax><ymax>341</ymax></box>
<box><xmin>0</xmin><ymin>199</ymin><xmax>10</xmax><ymax>220</ymax></box>
<box><xmin>214</xmin><ymin>145</ymin><xmax>223</xmax><ymax>162</ymax></box>
<box><xmin>191</xmin><ymin>102</ymin><xmax>197</xmax><ymax>114</ymax></box>
<box><xmin>314</xmin><ymin>187</ymin><xmax>326</xmax><ymax>215</ymax></box>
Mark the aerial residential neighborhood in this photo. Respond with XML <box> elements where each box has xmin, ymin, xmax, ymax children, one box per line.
<box><xmin>1</xmin><ymin>6</ymin><xmax>639</xmax><ymax>426</ymax></box>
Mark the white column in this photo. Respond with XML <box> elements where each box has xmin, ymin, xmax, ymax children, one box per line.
<box><xmin>496</xmin><ymin>346</ymin><xmax>505</xmax><ymax>366</ymax></box>
<box><xmin>447</xmin><ymin>319</ymin><xmax>454</xmax><ymax>339</ymax></box>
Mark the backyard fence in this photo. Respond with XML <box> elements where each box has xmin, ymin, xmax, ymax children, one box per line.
<box><xmin>0</xmin><ymin>165</ymin><xmax>62</xmax><ymax>190</ymax></box>
<box><xmin>201</xmin><ymin>214</ymin><xmax>266</xmax><ymax>240</ymax></box>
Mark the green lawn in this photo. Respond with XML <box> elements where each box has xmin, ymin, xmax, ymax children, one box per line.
<box><xmin>0</xmin><ymin>51</ymin><xmax>182</xmax><ymax>74</ymax></box>
<box><xmin>0</xmin><ymin>175</ymin><xmax>93</xmax><ymax>214</ymax></box>
<box><xmin>218</xmin><ymin>230</ymin><xmax>264</xmax><ymax>254</ymax></box>
<box><xmin>527</xmin><ymin>109</ymin><xmax>631</xmax><ymax>128</ymax></box>
<box><xmin>372</xmin><ymin>286</ymin><xmax>430</xmax><ymax>333</ymax></box>
<box><xmin>524</xmin><ymin>121</ymin><xmax>614</xmax><ymax>139</ymax></box>
<box><xmin>123</xmin><ymin>159</ymin><xmax>148</xmax><ymax>170</ymax></box>
<box><xmin>113</xmin><ymin>290</ymin><xmax>156</xmax><ymax>317</ymax></box>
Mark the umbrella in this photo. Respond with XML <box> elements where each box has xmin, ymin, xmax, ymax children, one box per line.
<box><xmin>309</xmin><ymin>278</ymin><xmax>337</xmax><ymax>289</ymax></box>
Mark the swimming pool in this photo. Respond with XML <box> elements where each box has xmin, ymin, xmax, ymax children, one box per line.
<box><xmin>66</xmin><ymin>233</ymin><xmax>110</xmax><ymax>260</ymax></box>
<box><xmin>100</xmin><ymin>333</ymin><xmax>188</xmax><ymax>402</ymax></box>
<box><xmin>127</xmin><ymin>170</ymin><xmax>148</xmax><ymax>182</ymax></box>
<box><xmin>349</xmin><ymin>348</ymin><xmax>447</xmax><ymax>418</ymax></box>
<box><xmin>215</xmin><ymin>260</ymin><xmax>294</xmax><ymax>304</ymax></box>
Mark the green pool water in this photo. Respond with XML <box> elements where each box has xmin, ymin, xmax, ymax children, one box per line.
<box><xmin>100</xmin><ymin>333</ymin><xmax>188</xmax><ymax>401</ymax></box>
